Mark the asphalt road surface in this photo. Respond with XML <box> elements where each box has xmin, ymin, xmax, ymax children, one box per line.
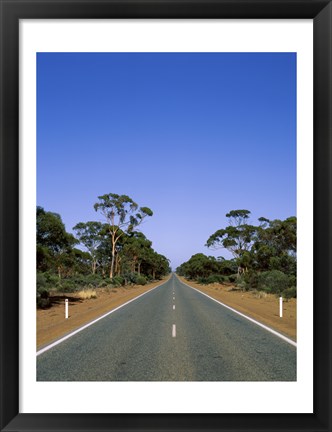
<box><xmin>37</xmin><ymin>274</ymin><xmax>296</xmax><ymax>381</ymax></box>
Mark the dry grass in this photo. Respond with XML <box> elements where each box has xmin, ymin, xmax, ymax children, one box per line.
<box><xmin>37</xmin><ymin>277</ymin><xmax>171</xmax><ymax>348</ymax></box>
<box><xmin>252</xmin><ymin>290</ymin><xmax>268</xmax><ymax>299</ymax></box>
<box><xmin>77</xmin><ymin>289</ymin><xmax>97</xmax><ymax>300</ymax></box>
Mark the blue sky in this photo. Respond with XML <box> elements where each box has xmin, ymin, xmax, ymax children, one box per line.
<box><xmin>37</xmin><ymin>52</ymin><xmax>296</xmax><ymax>269</ymax></box>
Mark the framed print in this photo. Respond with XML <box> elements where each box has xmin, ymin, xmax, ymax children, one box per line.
<box><xmin>0</xmin><ymin>0</ymin><xmax>331</xmax><ymax>431</ymax></box>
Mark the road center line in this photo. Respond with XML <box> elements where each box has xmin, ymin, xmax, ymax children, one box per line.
<box><xmin>172</xmin><ymin>324</ymin><xmax>176</xmax><ymax>337</ymax></box>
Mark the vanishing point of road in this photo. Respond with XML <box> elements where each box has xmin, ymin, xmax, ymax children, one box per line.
<box><xmin>37</xmin><ymin>274</ymin><xmax>296</xmax><ymax>381</ymax></box>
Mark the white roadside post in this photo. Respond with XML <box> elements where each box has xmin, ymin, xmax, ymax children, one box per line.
<box><xmin>279</xmin><ymin>296</ymin><xmax>283</xmax><ymax>318</ymax></box>
<box><xmin>65</xmin><ymin>299</ymin><xmax>69</xmax><ymax>319</ymax></box>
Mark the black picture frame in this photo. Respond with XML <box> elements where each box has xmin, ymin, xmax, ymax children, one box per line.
<box><xmin>1</xmin><ymin>1</ymin><xmax>331</xmax><ymax>431</ymax></box>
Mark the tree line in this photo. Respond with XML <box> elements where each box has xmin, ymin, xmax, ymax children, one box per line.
<box><xmin>176</xmin><ymin>209</ymin><xmax>296</xmax><ymax>298</ymax></box>
<box><xmin>37</xmin><ymin>193</ymin><xmax>171</xmax><ymax>306</ymax></box>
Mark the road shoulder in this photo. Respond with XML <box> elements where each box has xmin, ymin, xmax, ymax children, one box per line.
<box><xmin>176</xmin><ymin>275</ymin><xmax>296</xmax><ymax>341</ymax></box>
<box><xmin>37</xmin><ymin>276</ymin><xmax>170</xmax><ymax>350</ymax></box>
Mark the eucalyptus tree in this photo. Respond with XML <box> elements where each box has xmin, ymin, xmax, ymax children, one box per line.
<box><xmin>142</xmin><ymin>249</ymin><xmax>170</xmax><ymax>280</ymax></box>
<box><xmin>176</xmin><ymin>253</ymin><xmax>219</xmax><ymax>279</ymax></box>
<box><xmin>37</xmin><ymin>206</ymin><xmax>77</xmax><ymax>277</ymax></box>
<box><xmin>93</xmin><ymin>193</ymin><xmax>153</xmax><ymax>278</ymax></box>
<box><xmin>122</xmin><ymin>232</ymin><xmax>152</xmax><ymax>274</ymax></box>
<box><xmin>252</xmin><ymin>216</ymin><xmax>297</xmax><ymax>275</ymax></box>
<box><xmin>73</xmin><ymin>221</ymin><xmax>103</xmax><ymax>274</ymax></box>
<box><xmin>206</xmin><ymin>210</ymin><xmax>256</xmax><ymax>276</ymax></box>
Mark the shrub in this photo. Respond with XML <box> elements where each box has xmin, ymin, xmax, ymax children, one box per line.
<box><xmin>37</xmin><ymin>273</ymin><xmax>47</xmax><ymax>290</ymax></box>
<box><xmin>257</xmin><ymin>270</ymin><xmax>290</xmax><ymax>294</ymax></box>
<box><xmin>283</xmin><ymin>286</ymin><xmax>297</xmax><ymax>299</ymax></box>
<box><xmin>237</xmin><ymin>271</ymin><xmax>259</xmax><ymax>291</ymax></box>
<box><xmin>98</xmin><ymin>279</ymin><xmax>111</xmax><ymax>288</ymax></box>
<box><xmin>206</xmin><ymin>274</ymin><xmax>225</xmax><ymax>284</ymax></box>
<box><xmin>197</xmin><ymin>276</ymin><xmax>222</xmax><ymax>284</ymax></box>
<box><xmin>122</xmin><ymin>272</ymin><xmax>148</xmax><ymax>285</ymax></box>
<box><xmin>228</xmin><ymin>274</ymin><xmax>238</xmax><ymax>283</ymax></box>
<box><xmin>83</xmin><ymin>273</ymin><xmax>103</xmax><ymax>287</ymax></box>
<box><xmin>57</xmin><ymin>280</ymin><xmax>76</xmax><ymax>293</ymax></box>
<box><xmin>43</xmin><ymin>272</ymin><xmax>59</xmax><ymax>288</ymax></box>
<box><xmin>122</xmin><ymin>272</ymin><xmax>137</xmax><ymax>285</ymax></box>
<box><xmin>197</xmin><ymin>277</ymin><xmax>208</xmax><ymax>284</ymax></box>
<box><xmin>111</xmin><ymin>276</ymin><xmax>125</xmax><ymax>287</ymax></box>
<box><xmin>135</xmin><ymin>275</ymin><xmax>147</xmax><ymax>286</ymax></box>
<box><xmin>37</xmin><ymin>272</ymin><xmax>59</xmax><ymax>291</ymax></box>
<box><xmin>36</xmin><ymin>277</ymin><xmax>50</xmax><ymax>308</ymax></box>
<box><xmin>236</xmin><ymin>277</ymin><xmax>248</xmax><ymax>291</ymax></box>
<box><xmin>70</xmin><ymin>274</ymin><xmax>87</xmax><ymax>288</ymax></box>
<box><xmin>37</xmin><ymin>296</ymin><xmax>51</xmax><ymax>309</ymax></box>
<box><xmin>36</xmin><ymin>273</ymin><xmax>51</xmax><ymax>307</ymax></box>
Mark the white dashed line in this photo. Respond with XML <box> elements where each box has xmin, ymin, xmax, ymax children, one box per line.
<box><xmin>173</xmin><ymin>296</ymin><xmax>175</xmax><ymax>300</ymax></box>
<box><xmin>173</xmin><ymin>305</ymin><xmax>175</xmax><ymax>310</ymax></box>
<box><xmin>172</xmin><ymin>324</ymin><xmax>176</xmax><ymax>337</ymax></box>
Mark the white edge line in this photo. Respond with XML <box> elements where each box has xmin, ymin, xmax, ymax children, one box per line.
<box><xmin>178</xmin><ymin>277</ymin><xmax>297</xmax><ymax>348</ymax></box>
<box><xmin>37</xmin><ymin>279</ymin><xmax>169</xmax><ymax>356</ymax></box>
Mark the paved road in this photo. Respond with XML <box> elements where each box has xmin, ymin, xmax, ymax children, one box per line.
<box><xmin>37</xmin><ymin>274</ymin><xmax>296</xmax><ymax>381</ymax></box>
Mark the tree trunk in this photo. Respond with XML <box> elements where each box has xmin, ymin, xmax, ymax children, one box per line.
<box><xmin>110</xmin><ymin>250</ymin><xmax>115</xmax><ymax>279</ymax></box>
<box><xmin>110</xmin><ymin>234</ymin><xmax>116</xmax><ymax>279</ymax></box>
<box><xmin>132</xmin><ymin>256</ymin><xmax>137</xmax><ymax>273</ymax></box>
<box><xmin>115</xmin><ymin>254</ymin><xmax>121</xmax><ymax>276</ymax></box>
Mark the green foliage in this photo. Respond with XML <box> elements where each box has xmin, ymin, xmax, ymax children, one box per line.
<box><xmin>37</xmin><ymin>272</ymin><xmax>47</xmax><ymax>290</ymax></box>
<box><xmin>228</xmin><ymin>274</ymin><xmax>238</xmax><ymax>283</ymax></box>
<box><xmin>198</xmin><ymin>274</ymin><xmax>226</xmax><ymax>285</ymax></box>
<box><xmin>73</xmin><ymin>221</ymin><xmax>103</xmax><ymax>274</ymax></box>
<box><xmin>206</xmin><ymin>210</ymin><xmax>255</xmax><ymax>256</ymax></box>
<box><xmin>37</xmin><ymin>207</ymin><xmax>77</xmax><ymax>256</ymax></box>
<box><xmin>239</xmin><ymin>271</ymin><xmax>259</xmax><ymax>291</ymax></box>
<box><xmin>36</xmin><ymin>195</ymin><xmax>170</xmax><ymax>302</ymax></box>
<box><xmin>121</xmin><ymin>272</ymin><xmax>147</xmax><ymax>285</ymax></box>
<box><xmin>36</xmin><ymin>273</ymin><xmax>51</xmax><ymax>308</ymax></box>
<box><xmin>98</xmin><ymin>278</ymin><xmax>112</xmax><ymax>288</ymax></box>
<box><xmin>135</xmin><ymin>275</ymin><xmax>147</xmax><ymax>285</ymax></box>
<box><xmin>283</xmin><ymin>287</ymin><xmax>297</xmax><ymax>299</ymax></box>
<box><xmin>178</xmin><ymin>210</ymin><xmax>297</xmax><ymax>298</ymax></box>
<box><xmin>93</xmin><ymin>193</ymin><xmax>153</xmax><ymax>278</ymax></box>
<box><xmin>111</xmin><ymin>276</ymin><xmax>125</xmax><ymax>287</ymax></box>
<box><xmin>83</xmin><ymin>273</ymin><xmax>103</xmax><ymax>287</ymax></box>
<box><xmin>37</xmin><ymin>296</ymin><xmax>51</xmax><ymax>309</ymax></box>
<box><xmin>256</xmin><ymin>270</ymin><xmax>290</xmax><ymax>294</ymax></box>
<box><xmin>57</xmin><ymin>280</ymin><xmax>76</xmax><ymax>293</ymax></box>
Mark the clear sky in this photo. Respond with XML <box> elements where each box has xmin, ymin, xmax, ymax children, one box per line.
<box><xmin>37</xmin><ymin>52</ymin><xmax>296</xmax><ymax>270</ymax></box>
